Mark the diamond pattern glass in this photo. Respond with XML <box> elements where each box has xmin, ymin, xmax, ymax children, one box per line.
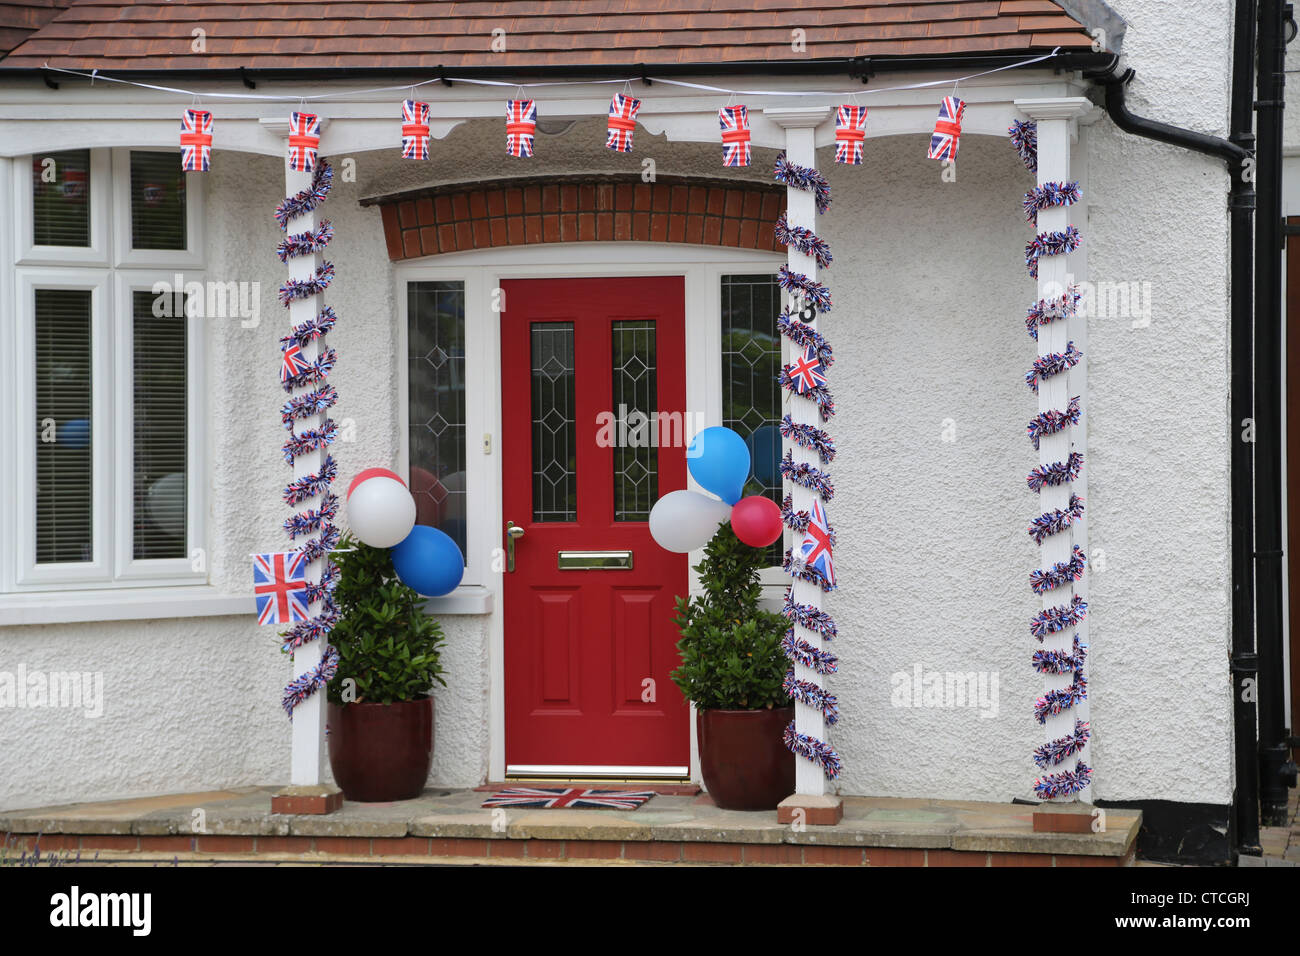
<box><xmin>721</xmin><ymin>273</ymin><xmax>782</xmax><ymax>563</ymax></box>
<box><xmin>531</xmin><ymin>322</ymin><xmax>577</xmax><ymax>522</ymax></box>
<box><xmin>612</xmin><ymin>320</ymin><xmax>658</xmax><ymax>521</ymax></box>
<box><xmin>407</xmin><ymin>281</ymin><xmax>467</xmax><ymax>558</ymax></box>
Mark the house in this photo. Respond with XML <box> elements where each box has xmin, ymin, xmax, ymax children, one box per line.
<box><xmin>0</xmin><ymin>0</ymin><xmax>1291</xmax><ymax>866</ymax></box>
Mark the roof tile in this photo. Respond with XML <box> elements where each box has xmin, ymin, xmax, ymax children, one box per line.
<box><xmin>0</xmin><ymin>0</ymin><xmax>1101</xmax><ymax>70</ymax></box>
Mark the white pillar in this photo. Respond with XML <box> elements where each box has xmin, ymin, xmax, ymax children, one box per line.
<box><xmin>766</xmin><ymin>107</ymin><xmax>832</xmax><ymax>797</ymax></box>
<box><xmin>1016</xmin><ymin>97</ymin><xmax>1093</xmax><ymax>802</ymax></box>
<box><xmin>284</xmin><ymin>153</ymin><xmax>326</xmax><ymax>787</ymax></box>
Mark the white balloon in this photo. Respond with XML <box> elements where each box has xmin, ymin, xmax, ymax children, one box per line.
<box><xmin>146</xmin><ymin>472</ymin><xmax>186</xmax><ymax>538</ymax></box>
<box><xmin>347</xmin><ymin>476</ymin><xmax>417</xmax><ymax>548</ymax></box>
<box><xmin>648</xmin><ymin>490</ymin><xmax>732</xmax><ymax>553</ymax></box>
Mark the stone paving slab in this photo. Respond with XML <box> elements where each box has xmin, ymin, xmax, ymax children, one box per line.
<box><xmin>1</xmin><ymin>787</ymin><xmax>1140</xmax><ymax>858</ymax></box>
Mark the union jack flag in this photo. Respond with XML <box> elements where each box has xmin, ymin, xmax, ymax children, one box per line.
<box><xmin>287</xmin><ymin>111</ymin><xmax>321</xmax><ymax>172</ymax></box>
<box><xmin>401</xmin><ymin>99</ymin><xmax>431</xmax><ymax>160</ymax></box>
<box><xmin>835</xmin><ymin>104</ymin><xmax>868</xmax><ymax>165</ymax></box>
<box><xmin>506</xmin><ymin>99</ymin><xmax>537</xmax><ymax>158</ymax></box>
<box><xmin>927</xmin><ymin>96</ymin><xmax>966</xmax><ymax>163</ymax></box>
<box><xmin>798</xmin><ymin>499</ymin><xmax>835</xmax><ymax>588</ymax></box>
<box><xmin>719</xmin><ymin>105</ymin><xmax>751</xmax><ymax>167</ymax></box>
<box><xmin>180</xmin><ymin>108</ymin><xmax>213</xmax><ymax>172</ymax></box>
<box><xmin>281</xmin><ymin>343</ymin><xmax>312</xmax><ymax>384</ymax></box>
<box><xmin>787</xmin><ymin>345</ymin><xmax>827</xmax><ymax>394</ymax></box>
<box><xmin>253</xmin><ymin>551</ymin><xmax>310</xmax><ymax>626</ymax></box>
<box><xmin>606</xmin><ymin>93</ymin><xmax>641</xmax><ymax>152</ymax></box>
<box><xmin>480</xmin><ymin>787</ymin><xmax>656</xmax><ymax>810</ymax></box>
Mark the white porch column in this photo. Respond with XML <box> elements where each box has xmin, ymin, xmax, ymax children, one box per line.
<box><xmin>1016</xmin><ymin>97</ymin><xmax>1093</xmax><ymax>802</ymax></box>
<box><xmin>765</xmin><ymin>107</ymin><xmax>835</xmax><ymax>802</ymax></box>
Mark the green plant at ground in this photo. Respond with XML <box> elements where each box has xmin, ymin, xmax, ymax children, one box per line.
<box><xmin>669</xmin><ymin>522</ymin><xmax>788</xmax><ymax>710</ymax></box>
<box><xmin>322</xmin><ymin>533</ymin><xmax>447</xmax><ymax>705</ymax></box>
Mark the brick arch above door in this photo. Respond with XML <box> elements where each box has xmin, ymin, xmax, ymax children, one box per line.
<box><xmin>365</xmin><ymin>175</ymin><xmax>785</xmax><ymax>260</ymax></box>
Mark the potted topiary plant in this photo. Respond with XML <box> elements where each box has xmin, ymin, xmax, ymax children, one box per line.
<box><xmin>325</xmin><ymin>533</ymin><xmax>447</xmax><ymax>802</ymax></box>
<box><xmin>670</xmin><ymin>522</ymin><xmax>794</xmax><ymax>811</ymax></box>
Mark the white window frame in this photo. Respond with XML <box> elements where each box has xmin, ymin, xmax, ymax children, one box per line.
<box><xmin>5</xmin><ymin>147</ymin><xmax>208</xmax><ymax>595</ymax></box>
<box><xmin>111</xmin><ymin>147</ymin><xmax>206</xmax><ymax>269</ymax></box>
<box><xmin>112</xmin><ymin>271</ymin><xmax>207</xmax><ymax>585</ymax></box>
<box><xmin>14</xmin><ymin>147</ymin><xmax>111</xmax><ymax>267</ymax></box>
<box><xmin>12</xmin><ymin>268</ymin><xmax>113</xmax><ymax>588</ymax></box>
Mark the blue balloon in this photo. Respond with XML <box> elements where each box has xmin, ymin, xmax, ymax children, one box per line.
<box><xmin>391</xmin><ymin>525</ymin><xmax>464</xmax><ymax>597</ymax></box>
<box><xmin>687</xmin><ymin>426</ymin><xmax>751</xmax><ymax>505</ymax></box>
<box><xmin>745</xmin><ymin>424</ymin><xmax>781</xmax><ymax>489</ymax></box>
<box><xmin>59</xmin><ymin>419</ymin><xmax>90</xmax><ymax>449</ymax></box>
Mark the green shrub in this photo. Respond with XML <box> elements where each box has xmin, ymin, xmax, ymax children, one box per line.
<box><xmin>669</xmin><ymin>522</ymin><xmax>788</xmax><ymax>710</ymax></box>
<box><xmin>323</xmin><ymin>533</ymin><xmax>447</xmax><ymax>705</ymax></box>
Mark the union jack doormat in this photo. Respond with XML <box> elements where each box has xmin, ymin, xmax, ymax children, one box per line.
<box><xmin>481</xmin><ymin>787</ymin><xmax>656</xmax><ymax>810</ymax></box>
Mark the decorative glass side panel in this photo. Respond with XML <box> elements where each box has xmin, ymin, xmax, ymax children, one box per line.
<box><xmin>35</xmin><ymin>289</ymin><xmax>94</xmax><ymax>564</ymax></box>
<box><xmin>612</xmin><ymin>320</ymin><xmax>658</xmax><ymax>521</ymax></box>
<box><xmin>531</xmin><ymin>322</ymin><xmax>577</xmax><ymax>522</ymax></box>
<box><xmin>130</xmin><ymin>151</ymin><xmax>187</xmax><ymax>251</ymax></box>
<box><xmin>32</xmin><ymin>149</ymin><xmax>91</xmax><ymax>247</ymax></box>
<box><xmin>407</xmin><ymin>281</ymin><xmax>468</xmax><ymax>560</ymax></box>
<box><xmin>721</xmin><ymin>273</ymin><xmax>782</xmax><ymax>562</ymax></box>
<box><xmin>132</xmin><ymin>290</ymin><xmax>188</xmax><ymax>560</ymax></box>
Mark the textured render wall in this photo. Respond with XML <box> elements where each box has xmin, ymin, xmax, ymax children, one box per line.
<box><xmin>1</xmin><ymin>0</ymin><xmax>1237</xmax><ymax>809</ymax></box>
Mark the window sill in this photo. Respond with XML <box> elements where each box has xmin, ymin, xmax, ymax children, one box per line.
<box><xmin>0</xmin><ymin>584</ymin><xmax>496</xmax><ymax>627</ymax></box>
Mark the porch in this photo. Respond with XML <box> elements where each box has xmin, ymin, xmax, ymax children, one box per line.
<box><xmin>1</xmin><ymin>787</ymin><xmax>1139</xmax><ymax>866</ymax></box>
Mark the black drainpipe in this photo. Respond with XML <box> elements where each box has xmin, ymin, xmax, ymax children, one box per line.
<box><xmin>1087</xmin><ymin>0</ymin><xmax>1261</xmax><ymax>855</ymax></box>
<box><xmin>1254</xmin><ymin>0</ymin><xmax>1300</xmax><ymax>827</ymax></box>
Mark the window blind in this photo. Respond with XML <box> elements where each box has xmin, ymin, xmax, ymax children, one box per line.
<box><xmin>32</xmin><ymin>150</ymin><xmax>91</xmax><ymax>248</ymax></box>
<box><xmin>132</xmin><ymin>291</ymin><xmax>188</xmax><ymax>559</ymax></box>
<box><xmin>35</xmin><ymin>289</ymin><xmax>94</xmax><ymax>564</ymax></box>
<box><xmin>130</xmin><ymin>151</ymin><xmax>187</xmax><ymax>251</ymax></box>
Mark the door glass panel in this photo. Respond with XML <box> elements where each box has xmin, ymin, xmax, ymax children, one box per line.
<box><xmin>531</xmin><ymin>322</ymin><xmax>577</xmax><ymax>522</ymax></box>
<box><xmin>721</xmin><ymin>273</ymin><xmax>782</xmax><ymax>562</ymax></box>
<box><xmin>407</xmin><ymin>281</ymin><xmax>468</xmax><ymax>558</ymax></box>
<box><xmin>132</xmin><ymin>290</ymin><xmax>188</xmax><ymax>559</ymax></box>
<box><xmin>130</xmin><ymin>151</ymin><xmax>187</xmax><ymax>251</ymax></box>
<box><xmin>612</xmin><ymin>320</ymin><xmax>658</xmax><ymax>521</ymax></box>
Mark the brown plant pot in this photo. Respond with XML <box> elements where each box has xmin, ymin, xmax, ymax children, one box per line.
<box><xmin>697</xmin><ymin>706</ymin><xmax>795</xmax><ymax>811</ymax></box>
<box><xmin>327</xmin><ymin>696</ymin><xmax>433</xmax><ymax>802</ymax></box>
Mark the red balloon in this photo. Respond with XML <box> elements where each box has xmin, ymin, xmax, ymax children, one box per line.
<box><xmin>346</xmin><ymin>467</ymin><xmax>405</xmax><ymax>500</ymax></box>
<box><xmin>730</xmin><ymin>495</ymin><xmax>783</xmax><ymax>547</ymax></box>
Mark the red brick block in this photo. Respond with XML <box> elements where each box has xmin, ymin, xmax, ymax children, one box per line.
<box><xmin>632</xmin><ymin>212</ymin><xmax>651</xmax><ymax>241</ymax></box>
<box><xmin>597</xmin><ymin>184</ymin><xmax>616</xmax><ymax>211</ymax></box>
<box><xmin>380</xmin><ymin>204</ymin><xmax>402</xmax><ymax>259</ymax></box>
<box><xmin>451</xmin><ymin>193</ymin><xmax>471</xmax><ymax>220</ymax></box>
<box><xmin>489</xmin><ymin>218</ymin><xmax>508</xmax><ymax>246</ymax></box>
<box><xmin>434</xmin><ymin>194</ymin><xmax>454</xmax><ymax>221</ymax></box>
<box><xmin>371</xmin><ymin>837</ymin><xmax>432</xmax><ymax>857</ymax></box>
<box><xmin>541</xmin><ymin>184</ymin><xmax>560</xmax><ymax>213</ymax></box>
<box><xmin>560</xmin><ymin>185</ymin><xmax>579</xmax><ymax>212</ymax></box>
<box><xmin>682</xmin><ymin>842</ymin><xmax>742</xmax><ymax>863</ymax></box>
<box><xmin>560</xmin><ymin>213</ymin><xmax>579</xmax><ymax>242</ymax></box>
<box><xmin>523</xmin><ymin>186</ymin><xmax>542</xmax><ymax>215</ymax></box>
<box><xmin>403</xmin><ymin>230</ymin><xmax>421</xmax><ymax>259</ymax></box>
<box><xmin>415</xmin><ymin>196</ymin><xmax>435</xmax><ymax>225</ymax></box>
<box><xmin>926</xmin><ymin>849</ymin><xmax>989</xmax><ymax>867</ymax></box>
<box><xmin>596</xmin><ymin>212</ymin><xmax>614</xmax><ymax>240</ymax></box>
<box><xmin>542</xmin><ymin>214</ymin><xmax>560</xmax><ymax>243</ymax></box>
<box><xmin>624</xmin><ymin>841</ymin><xmax>682</xmax><ymax>862</ymax></box>
<box><xmin>525</xmin><ymin>840</ymin><xmax>565</xmax><ymax>859</ymax></box>
<box><xmin>706</xmin><ymin>187</ymin><xmax>726</xmax><ymax>215</ymax></box>
<box><xmin>504</xmin><ymin>189</ymin><xmax>524</xmax><ymax>215</ymax></box>
<box><xmin>803</xmin><ymin>845</ymin><xmax>866</xmax><ymax>866</ymax></box>
<box><xmin>487</xmin><ymin>839</ymin><xmax>527</xmax><ymax>858</ymax></box>
<box><xmin>397</xmin><ymin>200</ymin><xmax>418</xmax><ymax>229</ymax></box>
<box><xmin>864</xmin><ymin>847</ymin><xmax>926</xmax><ymax>866</ymax></box>
<box><xmin>578</xmin><ymin>213</ymin><xmax>596</xmax><ymax>241</ymax></box>
<box><xmin>138</xmin><ymin>835</ymin><xmax>199</xmax><ymax>853</ymax></box>
<box><xmin>430</xmin><ymin>837</ymin><xmax>488</xmax><ymax>858</ymax></box>
<box><xmin>990</xmin><ymin>852</ymin><xmax>1055</xmax><ymax>866</ymax></box>
<box><xmin>486</xmin><ymin>189</ymin><xmax>507</xmax><ymax>217</ymax></box>
<box><xmin>255</xmin><ymin>836</ymin><xmax>314</xmax><ymax>854</ymax></box>
<box><xmin>313</xmin><ymin>836</ymin><xmax>370</xmax><ymax>856</ymax></box>
<box><xmin>454</xmin><ymin>220</ymin><xmax>473</xmax><ymax>249</ymax></box>
<box><xmin>525</xmin><ymin>215</ymin><xmax>543</xmax><ymax>244</ymax></box>
<box><xmin>468</xmin><ymin>190</ymin><xmax>488</xmax><ymax>219</ymax></box>
<box><xmin>419</xmin><ymin>225</ymin><xmax>438</xmax><ymax>255</ymax></box>
<box><xmin>194</xmin><ymin>835</ymin><xmax>254</xmax><ymax>854</ymax></box>
<box><xmin>565</xmin><ymin>840</ymin><xmax>623</xmax><ymax>860</ymax></box>
<box><xmin>723</xmin><ymin>190</ymin><xmax>744</xmax><ymax>218</ymax></box>
<box><xmin>720</xmin><ymin>219</ymin><xmax>741</xmax><ymax>247</ymax></box>
<box><xmin>472</xmin><ymin>218</ymin><xmax>491</xmax><ymax>248</ymax></box>
<box><xmin>438</xmin><ymin>223</ymin><xmax>456</xmax><ymax>253</ymax></box>
<box><xmin>742</xmin><ymin>843</ymin><xmax>805</xmax><ymax>865</ymax></box>
<box><xmin>508</xmin><ymin>217</ymin><xmax>526</xmax><ymax>245</ymax></box>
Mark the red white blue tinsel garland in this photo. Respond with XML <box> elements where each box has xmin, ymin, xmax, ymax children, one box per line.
<box><xmin>1026</xmin><ymin>285</ymin><xmax>1082</xmax><ymax>341</ymax></box>
<box><xmin>780</xmin><ymin>415</ymin><xmax>836</xmax><ymax>463</ymax></box>
<box><xmin>1013</xmin><ymin>121</ymin><xmax>1091</xmax><ymax>800</ymax></box>
<box><xmin>774</xmin><ymin>212</ymin><xmax>833</xmax><ymax>269</ymax></box>
<box><xmin>1025</xmin><ymin>226</ymin><xmax>1082</xmax><ymax>280</ymax></box>
<box><xmin>773</xmin><ymin>151</ymin><xmax>831</xmax><ymax>213</ymax></box>
<box><xmin>276</xmin><ymin>158</ymin><xmax>340</xmax><ymax>715</ymax></box>
<box><xmin>775</xmin><ymin>154</ymin><xmax>840</xmax><ymax>780</ymax></box>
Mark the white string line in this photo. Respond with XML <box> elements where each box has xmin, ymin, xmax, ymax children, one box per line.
<box><xmin>40</xmin><ymin>49</ymin><xmax>1060</xmax><ymax>104</ymax></box>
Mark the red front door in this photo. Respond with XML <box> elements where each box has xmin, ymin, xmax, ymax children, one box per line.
<box><xmin>501</xmin><ymin>277</ymin><xmax>689</xmax><ymax>773</ymax></box>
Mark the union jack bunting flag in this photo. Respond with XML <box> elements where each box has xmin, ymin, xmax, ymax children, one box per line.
<box><xmin>719</xmin><ymin>105</ymin><xmax>751</xmax><ymax>167</ymax></box>
<box><xmin>180</xmin><ymin>109</ymin><xmax>213</xmax><ymax>172</ymax></box>
<box><xmin>480</xmin><ymin>787</ymin><xmax>656</xmax><ymax>810</ymax></box>
<box><xmin>401</xmin><ymin>99</ymin><xmax>431</xmax><ymax>160</ymax></box>
<box><xmin>798</xmin><ymin>499</ymin><xmax>836</xmax><ymax>588</ymax></box>
<box><xmin>287</xmin><ymin>111</ymin><xmax>321</xmax><ymax>172</ymax></box>
<box><xmin>927</xmin><ymin>96</ymin><xmax>966</xmax><ymax>163</ymax></box>
<box><xmin>834</xmin><ymin>104</ymin><xmax>868</xmax><ymax>165</ymax></box>
<box><xmin>787</xmin><ymin>345</ymin><xmax>827</xmax><ymax>394</ymax></box>
<box><xmin>505</xmin><ymin>99</ymin><xmax>537</xmax><ymax>158</ymax></box>
<box><xmin>281</xmin><ymin>343</ymin><xmax>312</xmax><ymax>384</ymax></box>
<box><xmin>606</xmin><ymin>93</ymin><xmax>641</xmax><ymax>152</ymax></box>
<box><xmin>253</xmin><ymin>551</ymin><xmax>310</xmax><ymax>626</ymax></box>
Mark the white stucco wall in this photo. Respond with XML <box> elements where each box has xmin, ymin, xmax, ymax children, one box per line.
<box><xmin>0</xmin><ymin>0</ymin><xmax>1238</xmax><ymax>812</ymax></box>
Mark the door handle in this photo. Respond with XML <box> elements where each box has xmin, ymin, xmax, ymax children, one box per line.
<box><xmin>505</xmin><ymin>521</ymin><xmax>525</xmax><ymax>572</ymax></box>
